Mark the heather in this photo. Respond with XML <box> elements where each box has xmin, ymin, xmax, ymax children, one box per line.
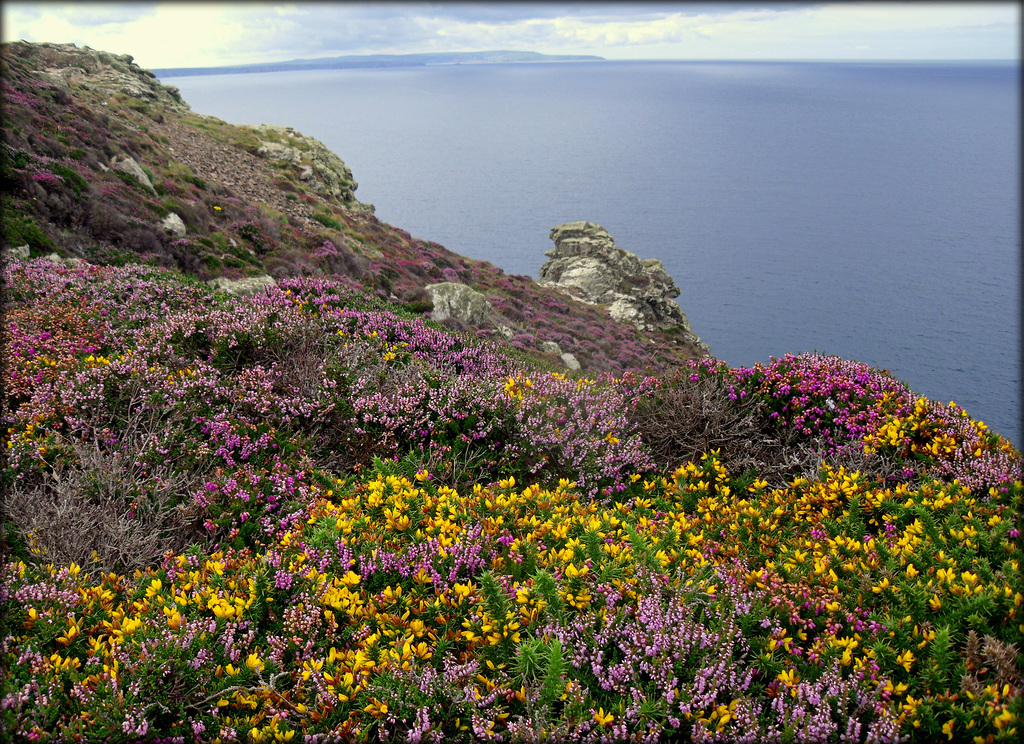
<box><xmin>0</xmin><ymin>40</ymin><xmax>704</xmax><ymax>375</ymax></box>
<box><xmin>2</xmin><ymin>259</ymin><xmax>1022</xmax><ymax>743</ymax></box>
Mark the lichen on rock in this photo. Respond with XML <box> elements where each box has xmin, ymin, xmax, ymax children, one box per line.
<box><xmin>205</xmin><ymin>275</ymin><xmax>277</xmax><ymax>297</ymax></box>
<box><xmin>424</xmin><ymin>282</ymin><xmax>491</xmax><ymax>326</ymax></box>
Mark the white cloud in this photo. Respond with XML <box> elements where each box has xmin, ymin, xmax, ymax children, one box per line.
<box><xmin>2</xmin><ymin>2</ymin><xmax>1019</xmax><ymax>66</ymax></box>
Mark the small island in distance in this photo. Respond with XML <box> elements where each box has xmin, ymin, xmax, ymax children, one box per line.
<box><xmin>152</xmin><ymin>50</ymin><xmax>605</xmax><ymax>77</ymax></box>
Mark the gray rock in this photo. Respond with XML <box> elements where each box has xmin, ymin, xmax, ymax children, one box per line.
<box><xmin>111</xmin><ymin>156</ymin><xmax>155</xmax><ymax>193</ymax></box>
<box><xmin>424</xmin><ymin>282</ymin><xmax>491</xmax><ymax>326</ymax></box>
<box><xmin>608</xmin><ymin>298</ymin><xmax>646</xmax><ymax>326</ymax></box>
<box><xmin>35</xmin><ymin>252</ymin><xmax>88</xmax><ymax>268</ymax></box>
<box><xmin>3</xmin><ymin>245</ymin><xmax>31</xmax><ymax>260</ymax></box>
<box><xmin>257</xmin><ymin>141</ymin><xmax>302</xmax><ymax>164</ymax></box>
<box><xmin>497</xmin><ymin>325</ymin><xmax>515</xmax><ymax>340</ymax></box>
<box><xmin>161</xmin><ymin>213</ymin><xmax>187</xmax><ymax>238</ymax></box>
<box><xmin>205</xmin><ymin>275</ymin><xmax>277</xmax><ymax>297</ymax></box>
<box><xmin>560</xmin><ymin>353</ymin><xmax>582</xmax><ymax>371</ymax></box>
<box><xmin>540</xmin><ymin>341</ymin><xmax>563</xmax><ymax>355</ymax></box>
<box><xmin>540</xmin><ymin>221</ymin><xmax>709</xmax><ymax>352</ymax></box>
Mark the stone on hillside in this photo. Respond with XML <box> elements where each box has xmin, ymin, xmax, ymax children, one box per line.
<box><xmin>161</xmin><ymin>213</ymin><xmax>187</xmax><ymax>238</ymax></box>
<box><xmin>560</xmin><ymin>353</ymin><xmax>582</xmax><ymax>371</ymax></box>
<box><xmin>424</xmin><ymin>282</ymin><xmax>491</xmax><ymax>326</ymax></box>
<box><xmin>540</xmin><ymin>341</ymin><xmax>563</xmax><ymax>355</ymax></box>
<box><xmin>111</xmin><ymin>156</ymin><xmax>155</xmax><ymax>193</ymax></box>
<box><xmin>257</xmin><ymin>141</ymin><xmax>302</xmax><ymax>164</ymax></box>
<box><xmin>540</xmin><ymin>221</ymin><xmax>709</xmax><ymax>352</ymax></box>
<box><xmin>3</xmin><ymin>245</ymin><xmax>31</xmax><ymax>260</ymax></box>
<box><xmin>206</xmin><ymin>275</ymin><xmax>277</xmax><ymax>297</ymax></box>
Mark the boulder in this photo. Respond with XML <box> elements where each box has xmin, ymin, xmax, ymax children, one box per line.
<box><xmin>540</xmin><ymin>341</ymin><xmax>563</xmax><ymax>355</ymax></box>
<box><xmin>205</xmin><ymin>275</ymin><xmax>277</xmax><ymax>297</ymax></box>
<box><xmin>424</xmin><ymin>282</ymin><xmax>492</xmax><ymax>326</ymax></box>
<box><xmin>31</xmin><ymin>251</ymin><xmax>87</xmax><ymax>268</ymax></box>
<box><xmin>111</xmin><ymin>156</ymin><xmax>155</xmax><ymax>193</ymax></box>
<box><xmin>257</xmin><ymin>141</ymin><xmax>302</xmax><ymax>164</ymax></box>
<box><xmin>540</xmin><ymin>221</ymin><xmax>709</xmax><ymax>352</ymax></box>
<box><xmin>3</xmin><ymin>244</ymin><xmax>31</xmax><ymax>261</ymax></box>
<box><xmin>560</xmin><ymin>353</ymin><xmax>582</xmax><ymax>371</ymax></box>
<box><xmin>161</xmin><ymin>213</ymin><xmax>187</xmax><ymax>238</ymax></box>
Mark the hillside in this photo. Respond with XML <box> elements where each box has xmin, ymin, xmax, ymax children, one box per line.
<box><xmin>1</xmin><ymin>40</ymin><xmax>707</xmax><ymax>376</ymax></box>
<box><xmin>2</xmin><ymin>41</ymin><xmax>1023</xmax><ymax>743</ymax></box>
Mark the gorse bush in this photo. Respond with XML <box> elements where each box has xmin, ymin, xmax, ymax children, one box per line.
<box><xmin>2</xmin><ymin>257</ymin><xmax>1022</xmax><ymax>742</ymax></box>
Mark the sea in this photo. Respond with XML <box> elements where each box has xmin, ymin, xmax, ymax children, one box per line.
<box><xmin>160</xmin><ymin>60</ymin><xmax>1021</xmax><ymax>448</ymax></box>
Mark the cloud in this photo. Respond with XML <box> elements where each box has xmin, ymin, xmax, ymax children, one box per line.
<box><xmin>2</xmin><ymin>2</ymin><xmax>1019</xmax><ymax>66</ymax></box>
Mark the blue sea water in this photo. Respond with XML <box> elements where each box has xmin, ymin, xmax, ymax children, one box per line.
<box><xmin>162</xmin><ymin>61</ymin><xmax>1021</xmax><ymax>447</ymax></box>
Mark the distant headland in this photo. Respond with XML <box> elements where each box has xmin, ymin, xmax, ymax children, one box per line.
<box><xmin>152</xmin><ymin>50</ymin><xmax>605</xmax><ymax>78</ymax></box>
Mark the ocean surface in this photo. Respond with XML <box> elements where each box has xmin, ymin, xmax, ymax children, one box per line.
<box><xmin>161</xmin><ymin>61</ymin><xmax>1021</xmax><ymax>447</ymax></box>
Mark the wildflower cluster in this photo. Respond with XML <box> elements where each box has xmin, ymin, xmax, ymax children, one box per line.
<box><xmin>2</xmin><ymin>259</ymin><xmax>1022</xmax><ymax>742</ymax></box>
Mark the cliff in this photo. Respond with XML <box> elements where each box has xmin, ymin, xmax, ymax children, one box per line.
<box><xmin>1</xmin><ymin>40</ymin><xmax>708</xmax><ymax>374</ymax></box>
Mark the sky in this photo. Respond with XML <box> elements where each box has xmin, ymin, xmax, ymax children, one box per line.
<box><xmin>2</xmin><ymin>2</ymin><xmax>1019</xmax><ymax>69</ymax></box>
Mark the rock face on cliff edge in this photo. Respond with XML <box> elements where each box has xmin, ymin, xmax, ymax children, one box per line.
<box><xmin>6</xmin><ymin>40</ymin><xmax>189</xmax><ymax>112</ymax></box>
<box><xmin>255</xmin><ymin>124</ymin><xmax>372</xmax><ymax>212</ymax></box>
<box><xmin>539</xmin><ymin>222</ymin><xmax>710</xmax><ymax>351</ymax></box>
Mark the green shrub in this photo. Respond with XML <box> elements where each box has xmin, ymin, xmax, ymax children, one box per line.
<box><xmin>406</xmin><ymin>300</ymin><xmax>434</xmax><ymax>314</ymax></box>
<box><xmin>312</xmin><ymin>212</ymin><xmax>342</xmax><ymax>231</ymax></box>
<box><xmin>3</xmin><ymin>215</ymin><xmax>54</xmax><ymax>253</ymax></box>
<box><xmin>50</xmin><ymin>163</ymin><xmax>89</xmax><ymax>196</ymax></box>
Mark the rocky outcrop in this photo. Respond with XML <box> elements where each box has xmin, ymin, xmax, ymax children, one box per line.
<box><xmin>255</xmin><ymin>124</ymin><xmax>373</xmax><ymax>213</ymax></box>
<box><xmin>5</xmin><ymin>40</ymin><xmax>188</xmax><ymax>112</ymax></box>
<box><xmin>424</xmin><ymin>282</ymin><xmax>491</xmax><ymax>326</ymax></box>
<box><xmin>206</xmin><ymin>275</ymin><xmax>277</xmax><ymax>297</ymax></box>
<box><xmin>539</xmin><ymin>221</ymin><xmax>709</xmax><ymax>351</ymax></box>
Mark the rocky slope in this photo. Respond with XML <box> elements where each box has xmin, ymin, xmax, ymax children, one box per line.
<box><xmin>1</xmin><ymin>40</ymin><xmax>709</xmax><ymax>373</ymax></box>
